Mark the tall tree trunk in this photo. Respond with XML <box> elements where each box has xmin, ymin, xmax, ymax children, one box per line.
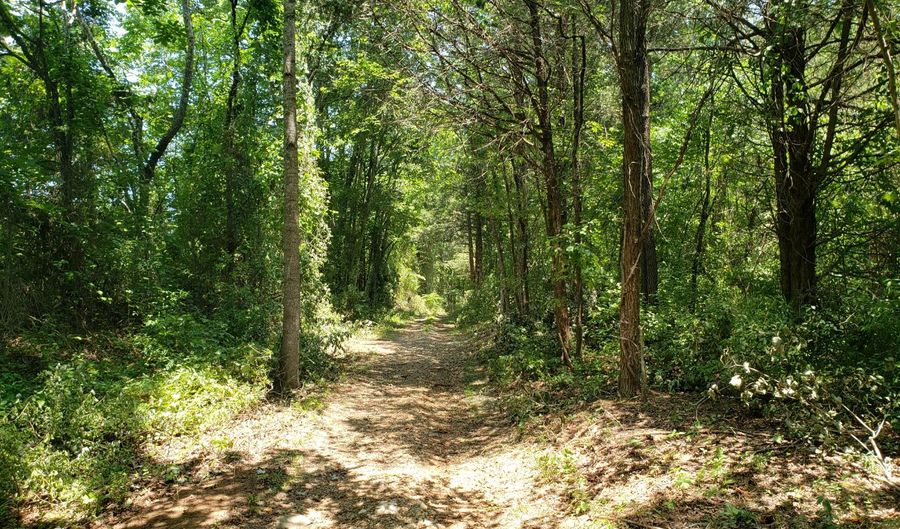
<box><xmin>0</xmin><ymin>0</ymin><xmax>88</xmax><ymax>313</ymax></box>
<box><xmin>572</xmin><ymin>29</ymin><xmax>586</xmax><ymax>359</ymax></box>
<box><xmin>768</xmin><ymin>7</ymin><xmax>818</xmax><ymax>313</ymax></box>
<box><xmin>640</xmin><ymin>168</ymin><xmax>658</xmax><ymax>305</ymax></box>
<box><xmin>501</xmin><ymin>163</ymin><xmax>526</xmax><ymax>317</ymax></box>
<box><xmin>279</xmin><ymin>0</ymin><xmax>301</xmax><ymax>392</ymax></box>
<box><xmin>617</xmin><ymin>0</ymin><xmax>650</xmax><ymax>398</ymax></box>
<box><xmin>690</xmin><ymin>106</ymin><xmax>714</xmax><ymax>312</ymax></box>
<box><xmin>474</xmin><ymin>211</ymin><xmax>485</xmax><ymax>286</ymax></box>
<box><xmin>526</xmin><ymin>0</ymin><xmax>573</xmax><ymax>365</ymax></box>
<box><xmin>636</xmin><ymin>16</ymin><xmax>657</xmax><ymax>307</ymax></box>
<box><xmin>490</xmin><ymin>213</ymin><xmax>510</xmax><ymax>316</ymax></box>
<box><xmin>223</xmin><ymin>0</ymin><xmax>246</xmax><ymax>268</ymax></box>
<box><xmin>466</xmin><ymin>209</ymin><xmax>476</xmax><ymax>283</ymax></box>
<box><xmin>512</xmin><ymin>158</ymin><xmax>531</xmax><ymax>314</ymax></box>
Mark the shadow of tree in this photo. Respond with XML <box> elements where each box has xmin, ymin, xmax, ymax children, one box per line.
<box><xmin>110</xmin><ymin>448</ymin><xmax>510</xmax><ymax>529</ymax></box>
<box><xmin>616</xmin><ymin>490</ymin><xmax>900</xmax><ymax>529</ymax></box>
<box><xmin>543</xmin><ymin>393</ymin><xmax>900</xmax><ymax>528</ymax></box>
<box><xmin>95</xmin><ymin>320</ymin><xmax>548</xmax><ymax>529</ymax></box>
<box><xmin>336</xmin><ymin>321</ymin><xmax>510</xmax><ymax>465</ymax></box>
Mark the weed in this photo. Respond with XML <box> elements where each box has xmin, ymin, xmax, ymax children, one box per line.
<box><xmin>537</xmin><ymin>448</ymin><xmax>593</xmax><ymax>515</ymax></box>
<box><xmin>715</xmin><ymin>503</ymin><xmax>757</xmax><ymax>529</ymax></box>
<box><xmin>671</xmin><ymin>467</ymin><xmax>696</xmax><ymax>489</ymax></box>
<box><xmin>0</xmin><ymin>314</ymin><xmax>283</xmax><ymax>522</ymax></box>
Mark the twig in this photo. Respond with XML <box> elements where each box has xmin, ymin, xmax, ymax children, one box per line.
<box><xmin>842</xmin><ymin>404</ymin><xmax>897</xmax><ymax>487</ymax></box>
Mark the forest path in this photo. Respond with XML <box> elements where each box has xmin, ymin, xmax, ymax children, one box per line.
<box><xmin>109</xmin><ymin>320</ymin><xmax>557</xmax><ymax>529</ymax></box>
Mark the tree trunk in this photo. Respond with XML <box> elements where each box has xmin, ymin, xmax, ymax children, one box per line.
<box><xmin>138</xmin><ymin>0</ymin><xmax>194</xmax><ymax>219</ymax></box>
<box><xmin>572</xmin><ymin>30</ymin><xmax>586</xmax><ymax>359</ymax></box>
<box><xmin>466</xmin><ymin>209</ymin><xmax>476</xmax><ymax>283</ymax></box>
<box><xmin>489</xmin><ymin>213</ymin><xmax>510</xmax><ymax>316</ymax></box>
<box><xmin>512</xmin><ymin>159</ymin><xmax>530</xmax><ymax>314</ymax></box>
<box><xmin>636</xmin><ymin>19</ymin><xmax>657</xmax><ymax>307</ymax></box>
<box><xmin>617</xmin><ymin>0</ymin><xmax>650</xmax><ymax>399</ymax></box>
<box><xmin>278</xmin><ymin>0</ymin><xmax>301</xmax><ymax>393</ymax></box>
<box><xmin>474</xmin><ymin>211</ymin><xmax>485</xmax><ymax>286</ymax></box>
<box><xmin>690</xmin><ymin>106</ymin><xmax>714</xmax><ymax>312</ymax></box>
<box><xmin>526</xmin><ymin>0</ymin><xmax>572</xmax><ymax>365</ymax></box>
<box><xmin>501</xmin><ymin>163</ymin><xmax>526</xmax><ymax>318</ymax></box>
<box><xmin>768</xmin><ymin>8</ymin><xmax>818</xmax><ymax>313</ymax></box>
<box><xmin>640</xmin><ymin>171</ymin><xmax>658</xmax><ymax>305</ymax></box>
<box><xmin>223</xmin><ymin>0</ymin><xmax>245</xmax><ymax>268</ymax></box>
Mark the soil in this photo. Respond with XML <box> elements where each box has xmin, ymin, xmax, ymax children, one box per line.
<box><xmin>95</xmin><ymin>320</ymin><xmax>900</xmax><ymax>529</ymax></box>
<box><xmin>99</xmin><ymin>320</ymin><xmax>557</xmax><ymax>529</ymax></box>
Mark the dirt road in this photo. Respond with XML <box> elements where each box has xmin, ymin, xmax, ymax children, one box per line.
<box><xmin>109</xmin><ymin>321</ymin><xmax>557</xmax><ymax>529</ymax></box>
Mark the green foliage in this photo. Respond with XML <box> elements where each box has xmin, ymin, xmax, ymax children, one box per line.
<box><xmin>643</xmin><ymin>294</ymin><xmax>739</xmax><ymax>392</ymax></box>
<box><xmin>714</xmin><ymin>504</ymin><xmax>757</xmax><ymax>529</ymax></box>
<box><xmin>392</xmin><ymin>265</ymin><xmax>447</xmax><ymax>319</ymax></box>
<box><xmin>710</xmin><ymin>285</ymin><xmax>900</xmax><ymax>447</ymax></box>
<box><xmin>0</xmin><ymin>313</ymin><xmax>274</xmax><ymax>522</ymax></box>
<box><xmin>536</xmin><ymin>448</ymin><xmax>592</xmax><ymax>515</ymax></box>
<box><xmin>479</xmin><ymin>321</ymin><xmax>615</xmax><ymax>424</ymax></box>
<box><xmin>454</xmin><ymin>288</ymin><xmax>500</xmax><ymax>327</ymax></box>
<box><xmin>0</xmin><ymin>421</ymin><xmax>22</xmax><ymax>525</ymax></box>
<box><xmin>1</xmin><ymin>0</ymin><xmax>898</xmax><ymax>522</ymax></box>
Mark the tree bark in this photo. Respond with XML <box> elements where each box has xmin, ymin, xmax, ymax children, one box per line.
<box><xmin>474</xmin><ymin>211</ymin><xmax>485</xmax><ymax>286</ymax></box>
<box><xmin>690</xmin><ymin>106</ymin><xmax>714</xmax><ymax>312</ymax></box>
<box><xmin>279</xmin><ymin>0</ymin><xmax>301</xmax><ymax>393</ymax></box>
<box><xmin>767</xmin><ymin>5</ymin><xmax>818</xmax><ymax>313</ymax></box>
<box><xmin>526</xmin><ymin>0</ymin><xmax>573</xmax><ymax>365</ymax></box>
<box><xmin>512</xmin><ymin>158</ymin><xmax>530</xmax><ymax>314</ymax></box>
<box><xmin>0</xmin><ymin>0</ymin><xmax>87</xmax><ymax>311</ymax></box>
<box><xmin>640</xmin><ymin>168</ymin><xmax>658</xmax><ymax>305</ymax></box>
<box><xmin>466</xmin><ymin>209</ymin><xmax>476</xmax><ymax>283</ymax></box>
<box><xmin>636</xmin><ymin>15</ymin><xmax>657</xmax><ymax>307</ymax></box>
<box><xmin>617</xmin><ymin>0</ymin><xmax>650</xmax><ymax>398</ymax></box>
<box><xmin>224</xmin><ymin>0</ymin><xmax>248</xmax><ymax>267</ymax></box>
<box><xmin>501</xmin><ymin>162</ymin><xmax>526</xmax><ymax>318</ymax></box>
<box><xmin>571</xmin><ymin>30</ymin><xmax>586</xmax><ymax>359</ymax></box>
<box><xmin>489</xmin><ymin>212</ymin><xmax>510</xmax><ymax>316</ymax></box>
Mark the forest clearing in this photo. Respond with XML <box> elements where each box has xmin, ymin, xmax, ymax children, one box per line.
<box><xmin>1</xmin><ymin>0</ymin><xmax>899</xmax><ymax>526</ymax></box>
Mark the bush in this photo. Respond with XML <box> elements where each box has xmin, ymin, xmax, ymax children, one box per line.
<box><xmin>478</xmin><ymin>321</ymin><xmax>616</xmax><ymax>424</ymax></box>
<box><xmin>0</xmin><ymin>312</ymin><xmax>275</xmax><ymax>523</ymax></box>
<box><xmin>0</xmin><ymin>421</ymin><xmax>23</xmax><ymax>527</ymax></box>
<box><xmin>707</xmin><ymin>283</ymin><xmax>900</xmax><ymax>451</ymax></box>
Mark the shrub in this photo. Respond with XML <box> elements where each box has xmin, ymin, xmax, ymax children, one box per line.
<box><xmin>710</xmin><ymin>283</ymin><xmax>900</xmax><ymax>452</ymax></box>
<box><xmin>0</xmin><ymin>312</ymin><xmax>275</xmax><ymax>522</ymax></box>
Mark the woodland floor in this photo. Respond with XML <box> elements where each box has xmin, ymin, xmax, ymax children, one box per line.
<box><xmin>95</xmin><ymin>321</ymin><xmax>556</xmax><ymax>529</ymax></box>
<box><xmin>92</xmin><ymin>321</ymin><xmax>900</xmax><ymax>529</ymax></box>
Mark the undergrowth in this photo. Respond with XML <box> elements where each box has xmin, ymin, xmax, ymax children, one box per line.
<box><xmin>0</xmin><ymin>309</ymin><xmax>349</xmax><ymax>526</ymax></box>
<box><xmin>474</xmin><ymin>280</ymin><xmax>900</xmax><ymax>459</ymax></box>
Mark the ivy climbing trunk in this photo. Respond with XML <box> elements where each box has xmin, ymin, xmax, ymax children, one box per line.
<box><xmin>766</xmin><ymin>4</ymin><xmax>817</xmax><ymax>313</ymax></box>
<box><xmin>617</xmin><ymin>0</ymin><xmax>650</xmax><ymax>399</ymax></box>
<box><xmin>526</xmin><ymin>0</ymin><xmax>573</xmax><ymax>366</ymax></box>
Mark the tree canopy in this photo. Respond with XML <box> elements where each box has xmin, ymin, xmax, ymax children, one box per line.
<box><xmin>0</xmin><ymin>0</ymin><xmax>898</xmax><ymax>524</ymax></box>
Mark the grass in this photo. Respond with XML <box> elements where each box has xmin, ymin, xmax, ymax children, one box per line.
<box><xmin>536</xmin><ymin>447</ymin><xmax>593</xmax><ymax>515</ymax></box>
